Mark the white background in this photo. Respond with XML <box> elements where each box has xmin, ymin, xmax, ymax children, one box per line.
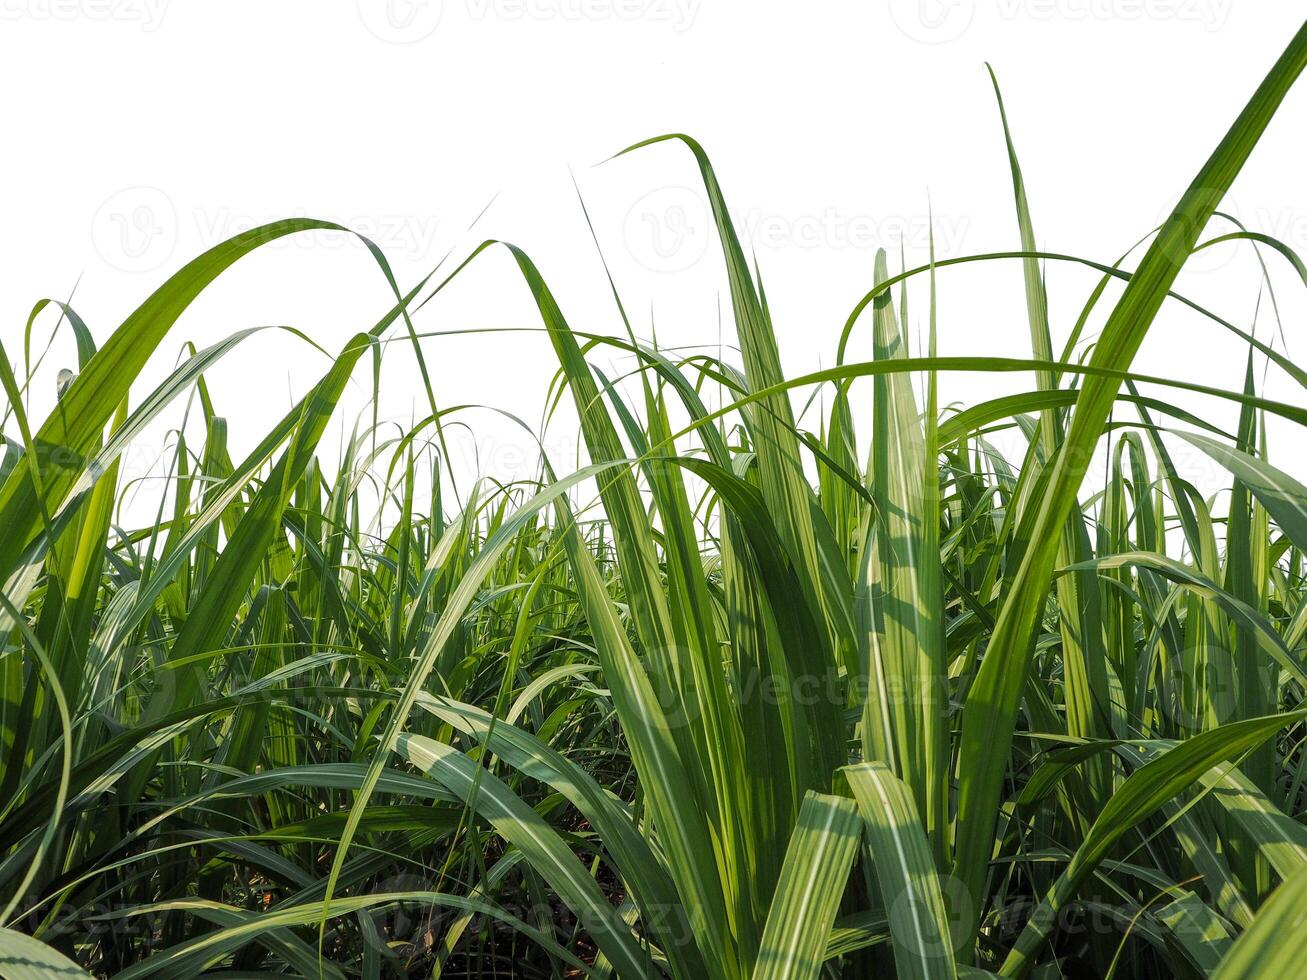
<box><xmin>2</xmin><ymin>1</ymin><xmax>1305</xmax><ymax>521</ymax></box>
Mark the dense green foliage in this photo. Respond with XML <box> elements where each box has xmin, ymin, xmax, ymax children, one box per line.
<box><xmin>4</xmin><ymin>21</ymin><xmax>1307</xmax><ymax>979</ymax></box>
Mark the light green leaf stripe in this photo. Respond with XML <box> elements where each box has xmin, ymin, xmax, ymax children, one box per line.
<box><xmin>844</xmin><ymin>763</ymin><xmax>958</xmax><ymax>980</ymax></box>
<box><xmin>752</xmin><ymin>792</ymin><xmax>861</xmax><ymax>980</ymax></box>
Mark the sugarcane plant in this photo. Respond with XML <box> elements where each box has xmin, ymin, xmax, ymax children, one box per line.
<box><xmin>3</xmin><ymin>18</ymin><xmax>1307</xmax><ymax>980</ymax></box>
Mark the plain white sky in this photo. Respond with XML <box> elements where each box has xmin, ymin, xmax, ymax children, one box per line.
<box><xmin>2</xmin><ymin>1</ymin><xmax>1305</xmax><ymax>523</ymax></box>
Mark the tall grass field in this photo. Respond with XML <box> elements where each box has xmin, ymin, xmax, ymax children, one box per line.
<box><xmin>4</xmin><ymin>21</ymin><xmax>1307</xmax><ymax>980</ymax></box>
